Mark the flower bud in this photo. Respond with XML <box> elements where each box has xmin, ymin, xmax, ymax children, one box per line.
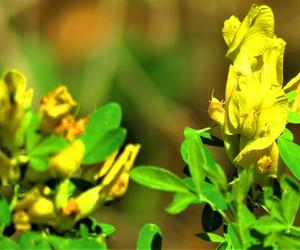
<box><xmin>27</xmin><ymin>197</ymin><xmax>56</xmax><ymax>225</ymax></box>
<box><xmin>0</xmin><ymin>70</ymin><xmax>33</xmax><ymax>131</ymax></box>
<box><xmin>208</xmin><ymin>96</ymin><xmax>225</xmax><ymax>126</ymax></box>
<box><xmin>13</xmin><ymin>210</ymin><xmax>31</xmax><ymax>231</ymax></box>
<box><xmin>49</xmin><ymin>139</ymin><xmax>85</xmax><ymax>178</ymax></box>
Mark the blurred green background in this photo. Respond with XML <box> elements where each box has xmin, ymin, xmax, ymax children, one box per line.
<box><xmin>1</xmin><ymin>0</ymin><xmax>300</xmax><ymax>248</ymax></box>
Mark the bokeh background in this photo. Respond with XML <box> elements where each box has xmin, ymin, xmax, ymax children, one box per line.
<box><xmin>1</xmin><ymin>0</ymin><xmax>300</xmax><ymax>248</ymax></box>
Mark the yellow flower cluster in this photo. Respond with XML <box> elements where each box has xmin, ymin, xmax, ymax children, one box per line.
<box><xmin>0</xmin><ymin>69</ymin><xmax>140</xmax><ymax>232</ymax></box>
<box><xmin>209</xmin><ymin>5</ymin><xmax>300</xmax><ymax>177</ymax></box>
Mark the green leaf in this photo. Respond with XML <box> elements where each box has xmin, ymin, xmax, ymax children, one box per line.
<box><xmin>82</xmin><ymin>128</ymin><xmax>126</xmax><ymax>165</ymax></box>
<box><xmin>254</xmin><ymin>216</ymin><xmax>287</xmax><ymax>234</ymax></box>
<box><xmin>286</xmin><ymin>90</ymin><xmax>297</xmax><ymax>103</ymax></box>
<box><xmin>18</xmin><ymin>231</ymin><xmax>51</xmax><ymax>249</ymax></box>
<box><xmin>201</xmin><ymin>182</ymin><xmax>227</xmax><ymax>210</ymax></box>
<box><xmin>30</xmin><ymin>135</ymin><xmax>68</xmax><ymax>156</ymax></box>
<box><xmin>0</xmin><ymin>196</ymin><xmax>11</xmax><ymax>227</ymax></box>
<box><xmin>130</xmin><ymin>166</ymin><xmax>190</xmax><ymax>193</ymax></box>
<box><xmin>281</xmin><ymin>128</ymin><xmax>294</xmax><ymax>141</ymax></box>
<box><xmin>26</xmin><ymin>113</ymin><xmax>41</xmax><ymax>152</ymax></box>
<box><xmin>278</xmin><ymin>136</ymin><xmax>300</xmax><ymax>180</ymax></box>
<box><xmin>80</xmin><ymin>103</ymin><xmax>122</xmax><ymax>153</ymax></box>
<box><xmin>48</xmin><ymin>236</ymin><xmax>105</xmax><ymax>250</ymax></box>
<box><xmin>227</xmin><ymin>224</ymin><xmax>242</xmax><ymax>250</ymax></box>
<box><xmin>29</xmin><ymin>156</ymin><xmax>49</xmax><ymax>171</ymax></box>
<box><xmin>196</xmin><ymin>232</ymin><xmax>225</xmax><ymax>243</ymax></box>
<box><xmin>137</xmin><ymin>224</ymin><xmax>162</xmax><ymax>250</ymax></box>
<box><xmin>181</xmin><ymin>137</ymin><xmax>227</xmax><ymax>192</ymax></box>
<box><xmin>202</xmin><ymin>204</ymin><xmax>223</xmax><ymax>232</ymax></box>
<box><xmin>28</xmin><ymin>135</ymin><xmax>69</xmax><ymax>171</ymax></box>
<box><xmin>79</xmin><ymin>223</ymin><xmax>90</xmax><ymax>239</ymax></box>
<box><xmin>180</xmin><ymin>178</ymin><xmax>197</xmax><ymax>193</ymax></box>
<box><xmin>231</xmin><ymin>168</ymin><xmax>253</xmax><ymax>203</ymax></box>
<box><xmin>0</xmin><ymin>236</ymin><xmax>20</xmax><ymax>249</ymax></box>
<box><xmin>287</xmin><ymin>112</ymin><xmax>300</xmax><ymax>124</ymax></box>
<box><xmin>280</xmin><ymin>176</ymin><xmax>300</xmax><ymax>226</ymax></box>
<box><xmin>165</xmin><ymin>192</ymin><xmax>197</xmax><ymax>214</ymax></box>
<box><xmin>99</xmin><ymin>222</ymin><xmax>116</xmax><ymax>236</ymax></box>
<box><xmin>185</xmin><ymin>137</ymin><xmax>206</xmax><ymax>192</ymax></box>
<box><xmin>55</xmin><ymin>179</ymin><xmax>74</xmax><ymax>210</ymax></box>
<box><xmin>277</xmin><ymin>234</ymin><xmax>300</xmax><ymax>249</ymax></box>
<box><xmin>183</xmin><ymin>127</ymin><xmax>211</xmax><ymax>139</ymax></box>
<box><xmin>217</xmin><ymin>241</ymin><xmax>229</xmax><ymax>250</ymax></box>
<box><xmin>238</xmin><ymin>203</ymin><xmax>257</xmax><ymax>229</ymax></box>
<box><xmin>263</xmin><ymin>187</ymin><xmax>284</xmax><ymax>223</ymax></box>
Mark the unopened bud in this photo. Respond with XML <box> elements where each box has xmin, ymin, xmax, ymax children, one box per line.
<box><xmin>208</xmin><ymin>96</ymin><xmax>225</xmax><ymax>126</ymax></box>
<box><xmin>49</xmin><ymin>139</ymin><xmax>85</xmax><ymax>178</ymax></box>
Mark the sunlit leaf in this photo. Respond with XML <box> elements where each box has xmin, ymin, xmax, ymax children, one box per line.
<box><xmin>165</xmin><ymin>192</ymin><xmax>198</xmax><ymax>214</ymax></box>
<box><xmin>130</xmin><ymin>166</ymin><xmax>190</xmax><ymax>193</ymax></box>
<box><xmin>278</xmin><ymin>136</ymin><xmax>300</xmax><ymax>179</ymax></box>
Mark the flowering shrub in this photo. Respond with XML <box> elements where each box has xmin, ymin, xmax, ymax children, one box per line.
<box><xmin>0</xmin><ymin>70</ymin><xmax>140</xmax><ymax>249</ymax></box>
<box><xmin>131</xmin><ymin>5</ymin><xmax>300</xmax><ymax>249</ymax></box>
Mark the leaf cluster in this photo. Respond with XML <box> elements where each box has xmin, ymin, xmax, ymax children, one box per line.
<box><xmin>131</xmin><ymin>127</ymin><xmax>300</xmax><ymax>249</ymax></box>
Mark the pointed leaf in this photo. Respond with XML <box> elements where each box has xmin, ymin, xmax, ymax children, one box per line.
<box><xmin>165</xmin><ymin>192</ymin><xmax>197</xmax><ymax>214</ymax></box>
<box><xmin>0</xmin><ymin>197</ymin><xmax>11</xmax><ymax>227</ymax></box>
<box><xmin>196</xmin><ymin>232</ymin><xmax>225</xmax><ymax>243</ymax></box>
<box><xmin>130</xmin><ymin>166</ymin><xmax>190</xmax><ymax>193</ymax></box>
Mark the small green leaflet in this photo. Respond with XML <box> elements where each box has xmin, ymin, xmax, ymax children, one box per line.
<box><xmin>28</xmin><ymin>135</ymin><xmax>68</xmax><ymax>171</ymax></box>
<box><xmin>280</xmin><ymin>176</ymin><xmax>300</xmax><ymax>227</ymax></box>
<box><xmin>30</xmin><ymin>136</ymin><xmax>68</xmax><ymax>156</ymax></box>
<box><xmin>200</xmin><ymin>182</ymin><xmax>227</xmax><ymax>211</ymax></box>
<box><xmin>81</xmin><ymin>103</ymin><xmax>125</xmax><ymax>165</ymax></box>
<box><xmin>18</xmin><ymin>231</ymin><xmax>50</xmax><ymax>249</ymax></box>
<box><xmin>0</xmin><ymin>196</ymin><xmax>11</xmax><ymax>227</ymax></box>
<box><xmin>0</xmin><ymin>237</ymin><xmax>20</xmax><ymax>249</ymax></box>
<box><xmin>98</xmin><ymin>222</ymin><xmax>116</xmax><ymax>236</ymax></box>
<box><xmin>196</xmin><ymin>232</ymin><xmax>225</xmax><ymax>243</ymax></box>
<box><xmin>287</xmin><ymin>112</ymin><xmax>300</xmax><ymax>124</ymax></box>
<box><xmin>254</xmin><ymin>216</ymin><xmax>287</xmax><ymax>234</ymax></box>
<box><xmin>278</xmin><ymin>136</ymin><xmax>300</xmax><ymax>180</ymax></box>
<box><xmin>25</xmin><ymin>113</ymin><xmax>42</xmax><ymax>152</ymax></box>
<box><xmin>286</xmin><ymin>90</ymin><xmax>297</xmax><ymax>103</ymax></box>
<box><xmin>165</xmin><ymin>192</ymin><xmax>198</xmax><ymax>214</ymax></box>
<box><xmin>280</xmin><ymin>128</ymin><xmax>294</xmax><ymax>141</ymax></box>
<box><xmin>137</xmin><ymin>224</ymin><xmax>162</xmax><ymax>250</ymax></box>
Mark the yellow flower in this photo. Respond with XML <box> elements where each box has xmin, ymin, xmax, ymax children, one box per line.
<box><xmin>39</xmin><ymin>85</ymin><xmax>76</xmax><ymax>133</ymax></box>
<box><xmin>13</xmin><ymin>186</ymin><xmax>56</xmax><ymax>228</ymax></box>
<box><xmin>0</xmin><ymin>70</ymin><xmax>33</xmax><ymax>131</ymax></box>
<box><xmin>0</xmin><ymin>70</ymin><xmax>33</xmax><ymax>151</ymax></box>
<box><xmin>76</xmin><ymin>144</ymin><xmax>140</xmax><ymax>218</ymax></box>
<box><xmin>210</xmin><ymin>5</ymin><xmax>290</xmax><ymax>177</ymax></box>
